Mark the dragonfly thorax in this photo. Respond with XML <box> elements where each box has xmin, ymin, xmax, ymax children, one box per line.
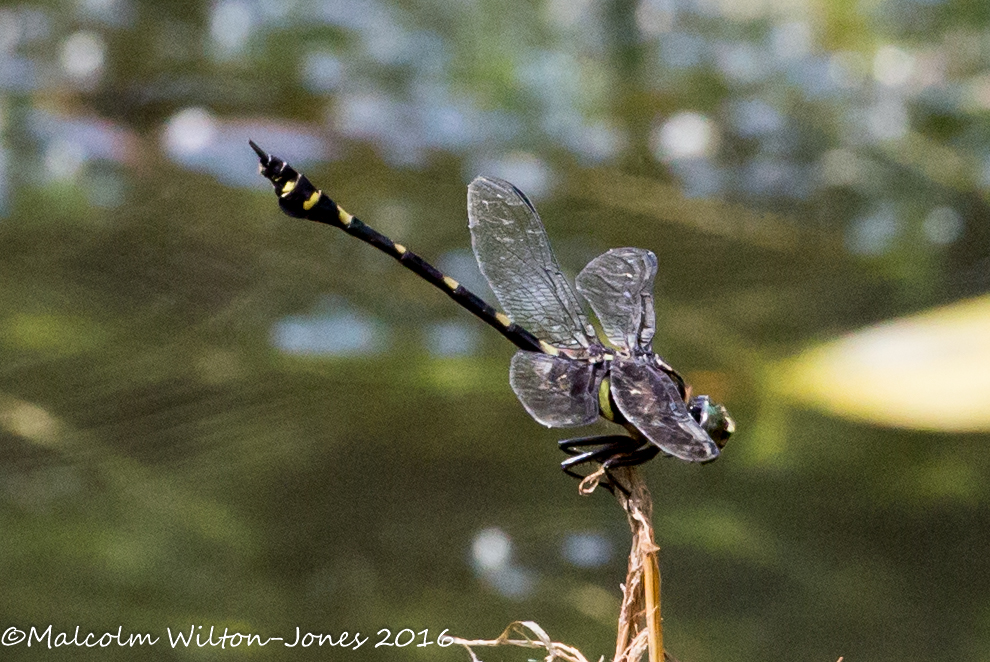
<box><xmin>597</xmin><ymin>372</ymin><xmax>624</xmax><ymax>425</ymax></box>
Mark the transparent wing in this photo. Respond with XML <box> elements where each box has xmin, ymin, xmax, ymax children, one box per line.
<box><xmin>510</xmin><ymin>351</ymin><xmax>603</xmax><ymax>427</ymax></box>
<box><xmin>469</xmin><ymin>176</ymin><xmax>595</xmax><ymax>350</ymax></box>
<box><xmin>575</xmin><ymin>248</ymin><xmax>657</xmax><ymax>353</ymax></box>
<box><xmin>610</xmin><ymin>357</ymin><xmax>719</xmax><ymax>462</ymax></box>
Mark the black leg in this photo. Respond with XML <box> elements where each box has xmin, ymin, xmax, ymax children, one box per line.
<box><xmin>602</xmin><ymin>445</ymin><xmax>662</xmax><ymax>470</ymax></box>
<box><xmin>559</xmin><ymin>436</ymin><xmax>641</xmax><ymax>494</ymax></box>
<box><xmin>561</xmin><ymin>444</ymin><xmax>627</xmax><ymax>475</ymax></box>
<box><xmin>557</xmin><ymin>436</ymin><xmax>663</xmax><ymax>495</ymax></box>
<box><xmin>559</xmin><ymin>434</ymin><xmax>632</xmax><ymax>456</ymax></box>
<box><xmin>602</xmin><ymin>467</ymin><xmax>630</xmax><ymax>496</ymax></box>
<box><xmin>595</xmin><ymin>445</ymin><xmax>661</xmax><ymax>494</ymax></box>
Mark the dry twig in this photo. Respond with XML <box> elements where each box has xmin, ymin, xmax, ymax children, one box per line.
<box><xmin>582</xmin><ymin>467</ymin><xmax>665</xmax><ymax>662</ymax></box>
<box><xmin>454</xmin><ymin>465</ymin><xmax>675</xmax><ymax>662</ymax></box>
<box><xmin>450</xmin><ymin>621</ymin><xmax>595</xmax><ymax>662</ymax></box>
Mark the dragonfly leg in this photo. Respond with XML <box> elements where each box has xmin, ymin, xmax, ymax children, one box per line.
<box><xmin>561</xmin><ymin>444</ymin><xmax>624</xmax><ymax>475</ymax></box>
<box><xmin>559</xmin><ymin>434</ymin><xmax>632</xmax><ymax>456</ymax></box>
<box><xmin>600</xmin><ymin>445</ymin><xmax>662</xmax><ymax>495</ymax></box>
<box><xmin>559</xmin><ymin>436</ymin><xmax>640</xmax><ymax>493</ymax></box>
<box><xmin>602</xmin><ymin>444</ymin><xmax>662</xmax><ymax>470</ymax></box>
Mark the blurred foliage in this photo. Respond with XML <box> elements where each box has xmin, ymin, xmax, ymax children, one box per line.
<box><xmin>780</xmin><ymin>294</ymin><xmax>990</xmax><ymax>431</ymax></box>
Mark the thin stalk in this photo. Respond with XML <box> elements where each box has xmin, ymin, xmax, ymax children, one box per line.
<box><xmin>582</xmin><ymin>467</ymin><xmax>665</xmax><ymax>662</ymax></box>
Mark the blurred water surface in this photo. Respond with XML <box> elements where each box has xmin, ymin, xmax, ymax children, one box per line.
<box><xmin>1</xmin><ymin>0</ymin><xmax>989</xmax><ymax>660</ymax></box>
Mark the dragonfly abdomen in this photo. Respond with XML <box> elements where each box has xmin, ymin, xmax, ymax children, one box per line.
<box><xmin>252</xmin><ymin>141</ymin><xmax>543</xmax><ymax>353</ymax></box>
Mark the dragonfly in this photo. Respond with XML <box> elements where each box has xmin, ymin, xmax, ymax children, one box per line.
<box><xmin>250</xmin><ymin>141</ymin><xmax>733</xmax><ymax>487</ymax></box>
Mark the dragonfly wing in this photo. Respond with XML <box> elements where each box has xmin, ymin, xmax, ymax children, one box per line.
<box><xmin>510</xmin><ymin>351</ymin><xmax>603</xmax><ymax>427</ymax></box>
<box><xmin>469</xmin><ymin>176</ymin><xmax>595</xmax><ymax>350</ymax></box>
<box><xmin>610</xmin><ymin>357</ymin><xmax>719</xmax><ymax>462</ymax></box>
<box><xmin>575</xmin><ymin>247</ymin><xmax>657</xmax><ymax>353</ymax></box>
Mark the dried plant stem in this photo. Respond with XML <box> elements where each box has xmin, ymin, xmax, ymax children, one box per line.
<box><xmin>450</xmin><ymin>621</ymin><xmax>593</xmax><ymax>662</ymax></box>
<box><xmin>581</xmin><ymin>466</ymin><xmax>665</xmax><ymax>662</ymax></box>
<box><xmin>453</xmin><ymin>466</ymin><xmax>680</xmax><ymax>662</ymax></box>
<box><xmin>643</xmin><ymin>549</ymin><xmax>662</xmax><ymax>662</ymax></box>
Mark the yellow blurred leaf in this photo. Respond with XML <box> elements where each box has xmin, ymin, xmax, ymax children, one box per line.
<box><xmin>778</xmin><ymin>295</ymin><xmax>990</xmax><ymax>431</ymax></box>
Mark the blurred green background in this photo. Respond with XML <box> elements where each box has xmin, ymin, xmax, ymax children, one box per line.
<box><xmin>1</xmin><ymin>0</ymin><xmax>989</xmax><ymax>660</ymax></box>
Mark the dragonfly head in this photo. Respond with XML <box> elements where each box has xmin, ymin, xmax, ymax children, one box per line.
<box><xmin>688</xmin><ymin>395</ymin><xmax>734</xmax><ymax>449</ymax></box>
